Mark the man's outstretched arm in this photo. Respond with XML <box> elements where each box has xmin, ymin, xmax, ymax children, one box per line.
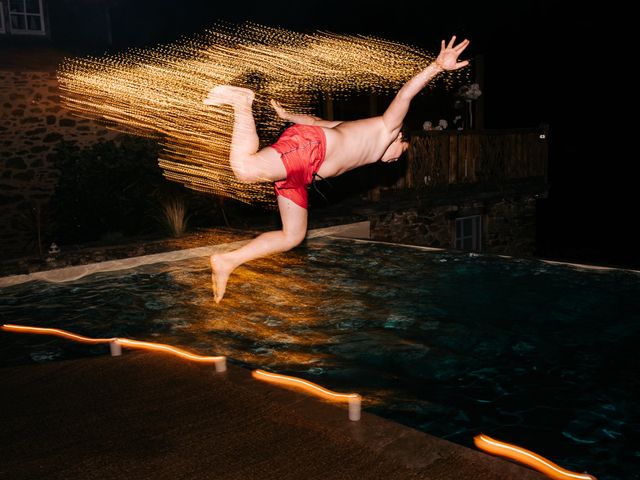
<box><xmin>382</xmin><ymin>36</ymin><xmax>470</xmax><ymax>131</ymax></box>
<box><xmin>271</xmin><ymin>100</ymin><xmax>342</xmax><ymax>128</ymax></box>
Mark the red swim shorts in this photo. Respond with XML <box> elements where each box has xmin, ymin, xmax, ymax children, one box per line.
<box><xmin>271</xmin><ymin>124</ymin><xmax>326</xmax><ymax>209</ymax></box>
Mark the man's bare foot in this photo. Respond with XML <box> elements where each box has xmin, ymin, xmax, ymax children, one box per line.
<box><xmin>203</xmin><ymin>85</ymin><xmax>255</xmax><ymax>107</ymax></box>
<box><xmin>210</xmin><ymin>254</ymin><xmax>234</xmax><ymax>304</ymax></box>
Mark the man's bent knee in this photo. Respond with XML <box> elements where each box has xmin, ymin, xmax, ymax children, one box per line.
<box><xmin>232</xmin><ymin>170</ymin><xmax>259</xmax><ymax>184</ymax></box>
<box><xmin>230</xmin><ymin>155</ymin><xmax>266</xmax><ymax>184</ymax></box>
<box><xmin>230</xmin><ymin>164</ymin><xmax>262</xmax><ymax>183</ymax></box>
<box><xmin>282</xmin><ymin>229</ymin><xmax>306</xmax><ymax>250</ymax></box>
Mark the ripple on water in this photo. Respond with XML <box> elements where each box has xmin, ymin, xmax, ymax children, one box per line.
<box><xmin>601</xmin><ymin>428</ymin><xmax>622</xmax><ymax>439</ymax></box>
<box><xmin>144</xmin><ymin>299</ymin><xmax>170</xmax><ymax>310</ymax></box>
<box><xmin>562</xmin><ymin>431</ymin><xmax>598</xmax><ymax>445</ymax></box>
<box><xmin>493</xmin><ymin>409</ymin><xmax>525</xmax><ymax>427</ymax></box>
<box><xmin>251</xmin><ymin>346</ymin><xmax>273</xmax><ymax>355</ymax></box>
<box><xmin>512</xmin><ymin>340</ymin><xmax>537</xmax><ymax>354</ymax></box>
<box><xmin>267</xmin><ymin>333</ymin><xmax>296</xmax><ymax>344</ymax></box>
<box><xmin>169</xmin><ymin>319</ymin><xmax>191</xmax><ymax>330</ymax></box>
<box><xmin>419</xmin><ymin>320</ymin><xmax>441</xmax><ymax>331</ymax></box>
<box><xmin>335</xmin><ymin>319</ymin><xmax>367</xmax><ymax>330</ymax></box>
<box><xmin>368</xmin><ymin>288</ymin><xmax>398</xmax><ymax>299</ymax></box>
<box><xmin>264</xmin><ymin>317</ymin><xmax>283</xmax><ymax>327</ymax></box>
<box><xmin>383</xmin><ymin>313</ymin><xmax>415</xmax><ymax>330</ymax></box>
<box><xmin>30</xmin><ymin>348</ymin><xmax>63</xmax><ymax>362</ymax></box>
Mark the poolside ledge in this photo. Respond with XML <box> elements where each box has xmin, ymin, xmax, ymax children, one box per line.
<box><xmin>0</xmin><ymin>222</ymin><xmax>371</xmax><ymax>288</ymax></box>
<box><xmin>0</xmin><ymin>351</ymin><xmax>546</xmax><ymax>480</ymax></box>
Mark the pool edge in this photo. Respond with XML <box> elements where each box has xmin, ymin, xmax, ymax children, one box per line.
<box><xmin>0</xmin><ymin>351</ymin><xmax>548</xmax><ymax>480</ymax></box>
<box><xmin>0</xmin><ymin>221</ymin><xmax>371</xmax><ymax>288</ymax></box>
<box><xmin>4</xmin><ymin>220</ymin><xmax>637</xmax><ymax>288</ymax></box>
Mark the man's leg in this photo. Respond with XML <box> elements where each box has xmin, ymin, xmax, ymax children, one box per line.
<box><xmin>204</xmin><ymin>86</ymin><xmax>284</xmax><ymax>183</ymax></box>
<box><xmin>210</xmin><ymin>195</ymin><xmax>307</xmax><ymax>303</ymax></box>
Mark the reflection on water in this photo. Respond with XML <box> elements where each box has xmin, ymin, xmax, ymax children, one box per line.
<box><xmin>1</xmin><ymin>237</ymin><xmax>639</xmax><ymax>480</ymax></box>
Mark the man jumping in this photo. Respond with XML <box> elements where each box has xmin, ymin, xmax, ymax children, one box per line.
<box><xmin>203</xmin><ymin>36</ymin><xmax>470</xmax><ymax>303</ymax></box>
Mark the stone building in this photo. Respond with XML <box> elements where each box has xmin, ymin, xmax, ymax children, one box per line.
<box><xmin>1</xmin><ymin>0</ymin><xmax>123</xmax><ymax>258</ymax></box>
<box><xmin>0</xmin><ymin>46</ymin><xmax>122</xmax><ymax>259</ymax></box>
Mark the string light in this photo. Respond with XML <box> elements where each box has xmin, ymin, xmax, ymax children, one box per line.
<box><xmin>474</xmin><ymin>434</ymin><xmax>598</xmax><ymax>480</ymax></box>
<box><xmin>253</xmin><ymin>369</ymin><xmax>359</xmax><ymax>402</ymax></box>
<box><xmin>252</xmin><ymin>369</ymin><xmax>361</xmax><ymax>420</ymax></box>
<box><xmin>1</xmin><ymin>324</ymin><xmax>226</xmax><ymax>368</ymax></box>
<box><xmin>1</xmin><ymin>324</ymin><xmax>113</xmax><ymax>344</ymax></box>
<box><xmin>58</xmin><ymin>22</ymin><xmax>466</xmax><ymax>207</ymax></box>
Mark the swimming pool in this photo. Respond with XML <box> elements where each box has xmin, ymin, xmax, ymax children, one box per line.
<box><xmin>1</xmin><ymin>237</ymin><xmax>638</xmax><ymax>480</ymax></box>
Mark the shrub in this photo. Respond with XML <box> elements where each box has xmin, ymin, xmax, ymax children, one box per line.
<box><xmin>158</xmin><ymin>195</ymin><xmax>189</xmax><ymax>237</ymax></box>
<box><xmin>49</xmin><ymin>136</ymin><xmax>165</xmax><ymax>244</ymax></box>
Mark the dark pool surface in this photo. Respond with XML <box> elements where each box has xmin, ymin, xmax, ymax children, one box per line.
<box><xmin>1</xmin><ymin>237</ymin><xmax>639</xmax><ymax>480</ymax></box>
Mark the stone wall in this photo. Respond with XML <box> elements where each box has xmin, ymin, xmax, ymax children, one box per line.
<box><xmin>370</xmin><ymin>194</ymin><xmax>538</xmax><ymax>256</ymax></box>
<box><xmin>484</xmin><ymin>195</ymin><xmax>537</xmax><ymax>256</ymax></box>
<box><xmin>0</xmin><ymin>69</ymin><xmax>120</xmax><ymax>258</ymax></box>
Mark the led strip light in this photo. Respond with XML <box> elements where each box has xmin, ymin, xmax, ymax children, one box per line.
<box><xmin>1</xmin><ymin>324</ymin><xmax>226</xmax><ymax>371</ymax></box>
<box><xmin>474</xmin><ymin>434</ymin><xmax>597</xmax><ymax>480</ymax></box>
<box><xmin>252</xmin><ymin>369</ymin><xmax>361</xmax><ymax>420</ymax></box>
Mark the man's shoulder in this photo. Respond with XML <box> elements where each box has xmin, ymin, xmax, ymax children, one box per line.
<box><xmin>334</xmin><ymin>116</ymin><xmax>385</xmax><ymax>132</ymax></box>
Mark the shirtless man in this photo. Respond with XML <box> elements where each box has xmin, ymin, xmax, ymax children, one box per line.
<box><xmin>204</xmin><ymin>36</ymin><xmax>469</xmax><ymax>303</ymax></box>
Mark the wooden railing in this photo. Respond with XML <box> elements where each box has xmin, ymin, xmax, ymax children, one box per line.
<box><xmin>401</xmin><ymin>127</ymin><xmax>549</xmax><ymax>189</ymax></box>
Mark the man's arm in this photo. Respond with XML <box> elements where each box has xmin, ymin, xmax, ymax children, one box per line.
<box><xmin>271</xmin><ymin>100</ymin><xmax>342</xmax><ymax>128</ymax></box>
<box><xmin>382</xmin><ymin>36</ymin><xmax>470</xmax><ymax>131</ymax></box>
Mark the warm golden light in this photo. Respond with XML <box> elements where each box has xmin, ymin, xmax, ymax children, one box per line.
<box><xmin>1</xmin><ymin>324</ymin><xmax>226</xmax><ymax>368</ymax></box>
<box><xmin>116</xmin><ymin>338</ymin><xmax>225</xmax><ymax>365</ymax></box>
<box><xmin>1</xmin><ymin>324</ymin><xmax>113</xmax><ymax>344</ymax></box>
<box><xmin>58</xmin><ymin>22</ymin><xmax>467</xmax><ymax>207</ymax></box>
<box><xmin>474</xmin><ymin>434</ymin><xmax>597</xmax><ymax>480</ymax></box>
<box><xmin>252</xmin><ymin>369</ymin><xmax>359</xmax><ymax>402</ymax></box>
<box><xmin>252</xmin><ymin>369</ymin><xmax>361</xmax><ymax>421</ymax></box>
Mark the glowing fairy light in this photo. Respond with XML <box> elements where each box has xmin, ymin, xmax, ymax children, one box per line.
<box><xmin>1</xmin><ymin>324</ymin><xmax>226</xmax><ymax>370</ymax></box>
<box><xmin>474</xmin><ymin>434</ymin><xmax>598</xmax><ymax>480</ymax></box>
<box><xmin>252</xmin><ymin>369</ymin><xmax>361</xmax><ymax>420</ymax></box>
<box><xmin>116</xmin><ymin>338</ymin><xmax>225</xmax><ymax>369</ymax></box>
<box><xmin>58</xmin><ymin>22</ymin><xmax>467</xmax><ymax>207</ymax></box>
<box><xmin>1</xmin><ymin>324</ymin><xmax>113</xmax><ymax>344</ymax></box>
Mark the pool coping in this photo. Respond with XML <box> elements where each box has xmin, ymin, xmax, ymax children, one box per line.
<box><xmin>329</xmin><ymin>236</ymin><xmax>640</xmax><ymax>273</ymax></box>
<box><xmin>0</xmin><ymin>350</ymin><xmax>548</xmax><ymax>480</ymax></box>
<box><xmin>3</xmin><ymin>219</ymin><xmax>638</xmax><ymax>289</ymax></box>
<box><xmin>0</xmin><ymin>221</ymin><xmax>372</xmax><ymax>288</ymax></box>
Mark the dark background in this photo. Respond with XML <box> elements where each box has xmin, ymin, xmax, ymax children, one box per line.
<box><xmin>51</xmin><ymin>0</ymin><xmax>634</xmax><ymax>268</ymax></box>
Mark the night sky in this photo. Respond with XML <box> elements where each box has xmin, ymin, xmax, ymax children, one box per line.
<box><xmin>65</xmin><ymin>1</ymin><xmax>635</xmax><ymax>267</ymax></box>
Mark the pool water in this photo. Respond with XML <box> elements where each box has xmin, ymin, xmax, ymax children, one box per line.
<box><xmin>1</xmin><ymin>237</ymin><xmax>639</xmax><ymax>480</ymax></box>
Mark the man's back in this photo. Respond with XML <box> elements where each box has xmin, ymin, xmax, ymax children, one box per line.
<box><xmin>318</xmin><ymin>116</ymin><xmax>401</xmax><ymax>178</ymax></box>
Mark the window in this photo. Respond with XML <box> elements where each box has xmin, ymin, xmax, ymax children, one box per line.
<box><xmin>0</xmin><ymin>2</ymin><xmax>6</xmax><ymax>33</ymax></box>
<box><xmin>455</xmin><ymin>215</ymin><xmax>482</xmax><ymax>252</ymax></box>
<box><xmin>9</xmin><ymin>0</ymin><xmax>44</xmax><ymax>35</ymax></box>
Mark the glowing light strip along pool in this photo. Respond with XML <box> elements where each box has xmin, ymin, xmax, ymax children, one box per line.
<box><xmin>474</xmin><ymin>434</ymin><xmax>597</xmax><ymax>480</ymax></box>
<box><xmin>1</xmin><ymin>324</ymin><xmax>226</xmax><ymax>370</ymax></box>
<box><xmin>252</xmin><ymin>369</ymin><xmax>361</xmax><ymax>420</ymax></box>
